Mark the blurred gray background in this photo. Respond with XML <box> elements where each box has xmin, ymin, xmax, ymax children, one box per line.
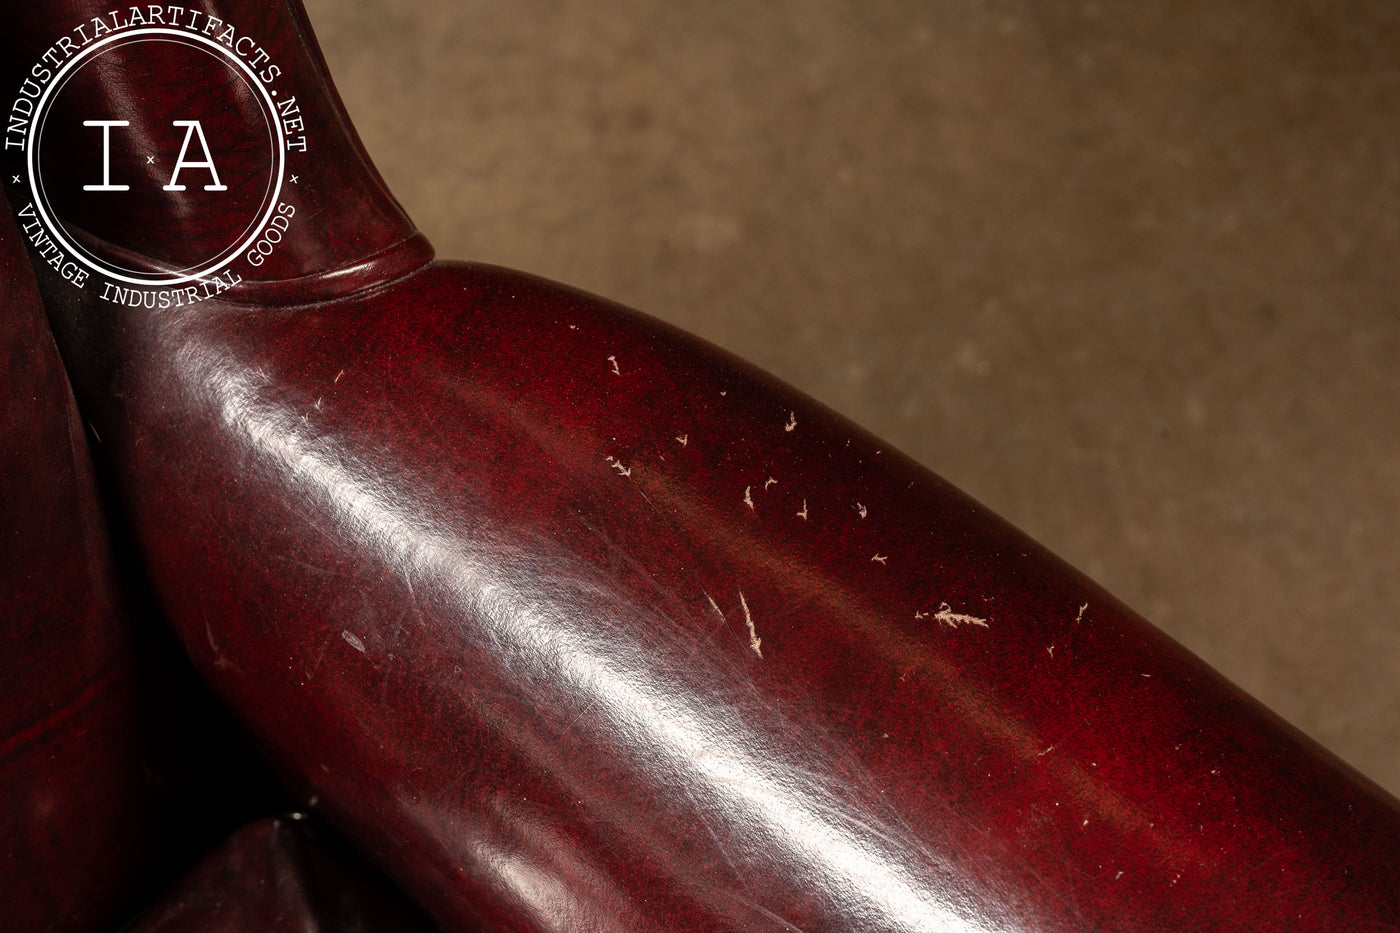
<box><xmin>302</xmin><ymin>0</ymin><xmax>1400</xmax><ymax>796</ymax></box>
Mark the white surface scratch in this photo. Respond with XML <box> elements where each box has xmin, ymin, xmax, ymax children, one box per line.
<box><xmin>1076</xmin><ymin>603</ymin><xmax>1088</xmax><ymax>623</ymax></box>
<box><xmin>932</xmin><ymin>603</ymin><xmax>988</xmax><ymax>629</ymax></box>
<box><xmin>605</xmin><ymin>456</ymin><xmax>632</xmax><ymax>477</ymax></box>
<box><xmin>334</xmin><ymin>369</ymin><xmax>344</xmax><ymax>383</ymax></box>
<box><xmin>739</xmin><ymin>591</ymin><xmax>762</xmax><ymax>658</ymax></box>
<box><xmin>341</xmin><ymin>629</ymin><xmax>366</xmax><ymax>653</ymax></box>
<box><xmin>871</xmin><ymin>554</ymin><xmax>888</xmax><ymax>565</ymax></box>
<box><xmin>676</xmin><ymin>434</ymin><xmax>689</xmax><ymax>446</ymax></box>
<box><xmin>797</xmin><ymin>499</ymin><xmax>809</xmax><ymax>520</ymax></box>
<box><xmin>784</xmin><ymin>411</ymin><xmax>797</xmax><ymax>432</ymax></box>
<box><xmin>856</xmin><ymin>502</ymin><xmax>867</xmax><ymax>519</ymax></box>
<box><xmin>744</xmin><ymin>486</ymin><xmax>755</xmax><ymax>509</ymax></box>
<box><xmin>764</xmin><ymin>477</ymin><xmax>778</xmax><ymax>490</ymax></box>
<box><xmin>706</xmin><ymin>594</ymin><xmax>725</xmax><ymax>620</ymax></box>
<box><xmin>204</xmin><ymin>615</ymin><xmax>233</xmax><ymax>671</ymax></box>
<box><xmin>608</xmin><ymin>355</ymin><xmax>620</xmax><ymax>375</ymax></box>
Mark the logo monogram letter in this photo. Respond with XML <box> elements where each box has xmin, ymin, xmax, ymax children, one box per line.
<box><xmin>164</xmin><ymin>120</ymin><xmax>227</xmax><ymax>192</ymax></box>
<box><xmin>82</xmin><ymin>120</ymin><xmax>131</xmax><ymax>191</ymax></box>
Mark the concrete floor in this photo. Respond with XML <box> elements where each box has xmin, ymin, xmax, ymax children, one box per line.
<box><xmin>303</xmin><ymin>0</ymin><xmax>1400</xmax><ymax>797</ymax></box>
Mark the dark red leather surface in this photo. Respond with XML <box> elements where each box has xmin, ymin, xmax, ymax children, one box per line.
<box><xmin>2</xmin><ymin>1</ymin><xmax>428</xmax><ymax>297</ymax></box>
<box><xmin>6</xmin><ymin>2</ymin><xmax>1399</xmax><ymax>931</ymax></box>
<box><xmin>127</xmin><ymin>817</ymin><xmax>442</xmax><ymax>933</ymax></box>
<box><xmin>0</xmin><ymin>174</ymin><xmax>147</xmax><ymax>933</ymax></box>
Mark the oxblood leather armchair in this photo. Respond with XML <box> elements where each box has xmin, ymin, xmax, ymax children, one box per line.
<box><xmin>4</xmin><ymin>1</ymin><xmax>1399</xmax><ymax>931</ymax></box>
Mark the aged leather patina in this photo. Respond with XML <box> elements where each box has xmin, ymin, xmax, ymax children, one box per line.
<box><xmin>4</xmin><ymin>1</ymin><xmax>1398</xmax><ymax>930</ymax></box>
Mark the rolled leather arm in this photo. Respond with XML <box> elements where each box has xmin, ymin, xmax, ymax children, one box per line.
<box><xmin>4</xmin><ymin>2</ymin><xmax>1398</xmax><ymax>931</ymax></box>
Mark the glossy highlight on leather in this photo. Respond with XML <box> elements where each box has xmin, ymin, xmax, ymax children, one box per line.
<box><xmin>5</xmin><ymin>2</ymin><xmax>1400</xmax><ymax>931</ymax></box>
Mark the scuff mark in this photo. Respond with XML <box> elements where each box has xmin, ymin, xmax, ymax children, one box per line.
<box><xmin>871</xmin><ymin>554</ymin><xmax>888</xmax><ymax>565</ymax></box>
<box><xmin>341</xmin><ymin>629</ymin><xmax>366</xmax><ymax>653</ymax></box>
<box><xmin>739</xmin><ymin>591</ymin><xmax>762</xmax><ymax>658</ymax></box>
<box><xmin>856</xmin><ymin>502</ymin><xmax>867</xmax><ymax>519</ymax></box>
<box><xmin>932</xmin><ymin>602</ymin><xmax>988</xmax><ymax>629</ymax></box>
<box><xmin>797</xmin><ymin>499</ymin><xmax>809</xmax><ymax>520</ymax></box>
<box><xmin>605</xmin><ymin>456</ymin><xmax>632</xmax><ymax>477</ymax></box>
<box><xmin>784</xmin><ymin>411</ymin><xmax>797</xmax><ymax>432</ymax></box>
<box><xmin>608</xmin><ymin>355</ymin><xmax>621</xmax><ymax>376</ymax></box>
<box><xmin>205</xmin><ymin>614</ymin><xmax>233</xmax><ymax>671</ymax></box>
<box><xmin>744</xmin><ymin>486</ymin><xmax>755</xmax><ymax>509</ymax></box>
<box><xmin>676</xmin><ymin>434</ymin><xmax>689</xmax><ymax>446</ymax></box>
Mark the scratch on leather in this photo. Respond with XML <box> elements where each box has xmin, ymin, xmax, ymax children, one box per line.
<box><xmin>739</xmin><ymin>590</ymin><xmax>762</xmax><ymax>658</ymax></box>
<box><xmin>932</xmin><ymin>602</ymin><xmax>988</xmax><ymax>629</ymax></box>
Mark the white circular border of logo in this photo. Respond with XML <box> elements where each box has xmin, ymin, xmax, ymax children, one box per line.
<box><xmin>26</xmin><ymin>27</ymin><xmax>286</xmax><ymax>288</ymax></box>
